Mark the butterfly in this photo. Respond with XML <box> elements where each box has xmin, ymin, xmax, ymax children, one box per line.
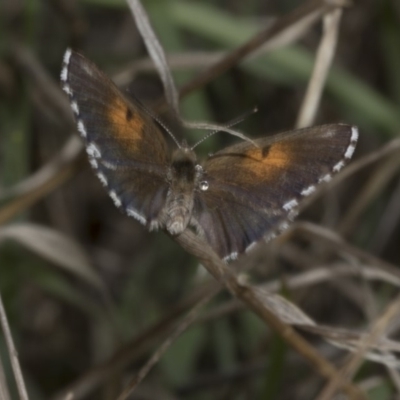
<box><xmin>61</xmin><ymin>49</ymin><xmax>358</xmax><ymax>261</ymax></box>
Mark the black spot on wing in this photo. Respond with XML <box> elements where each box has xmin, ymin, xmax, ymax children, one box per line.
<box><xmin>126</xmin><ymin>107</ymin><xmax>134</xmax><ymax>121</ymax></box>
<box><xmin>261</xmin><ymin>146</ymin><xmax>270</xmax><ymax>158</ymax></box>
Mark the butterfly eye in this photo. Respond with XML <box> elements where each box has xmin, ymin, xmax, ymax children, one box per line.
<box><xmin>200</xmin><ymin>181</ymin><xmax>209</xmax><ymax>191</ymax></box>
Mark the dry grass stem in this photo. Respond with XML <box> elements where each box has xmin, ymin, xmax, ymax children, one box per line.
<box><xmin>316</xmin><ymin>295</ymin><xmax>400</xmax><ymax>400</ymax></box>
<box><xmin>0</xmin><ymin>291</ymin><xmax>29</xmax><ymax>400</ymax></box>
<box><xmin>296</xmin><ymin>7</ymin><xmax>343</xmax><ymax>128</ymax></box>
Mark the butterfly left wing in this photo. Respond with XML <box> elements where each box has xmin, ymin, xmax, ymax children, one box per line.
<box><xmin>191</xmin><ymin>124</ymin><xmax>358</xmax><ymax>260</ymax></box>
<box><xmin>61</xmin><ymin>49</ymin><xmax>171</xmax><ymax>228</ymax></box>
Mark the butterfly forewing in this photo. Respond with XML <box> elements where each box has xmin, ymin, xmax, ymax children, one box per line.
<box><xmin>61</xmin><ymin>50</ymin><xmax>171</xmax><ymax>226</ymax></box>
<box><xmin>192</xmin><ymin>124</ymin><xmax>358</xmax><ymax>259</ymax></box>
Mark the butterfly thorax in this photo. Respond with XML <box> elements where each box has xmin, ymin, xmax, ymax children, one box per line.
<box><xmin>162</xmin><ymin>147</ymin><xmax>201</xmax><ymax>235</ymax></box>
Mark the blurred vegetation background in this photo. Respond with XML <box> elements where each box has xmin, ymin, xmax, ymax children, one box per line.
<box><xmin>1</xmin><ymin>0</ymin><xmax>400</xmax><ymax>399</ymax></box>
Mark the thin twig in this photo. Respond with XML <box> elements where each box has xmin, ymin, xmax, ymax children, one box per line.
<box><xmin>0</xmin><ymin>291</ymin><xmax>29</xmax><ymax>400</ymax></box>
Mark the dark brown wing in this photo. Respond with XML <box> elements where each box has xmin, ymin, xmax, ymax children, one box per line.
<box><xmin>61</xmin><ymin>49</ymin><xmax>170</xmax><ymax>227</ymax></box>
<box><xmin>192</xmin><ymin>124</ymin><xmax>358</xmax><ymax>259</ymax></box>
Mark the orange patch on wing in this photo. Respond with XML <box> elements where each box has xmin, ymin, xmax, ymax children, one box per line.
<box><xmin>106</xmin><ymin>94</ymin><xmax>144</xmax><ymax>148</ymax></box>
<box><xmin>241</xmin><ymin>142</ymin><xmax>292</xmax><ymax>178</ymax></box>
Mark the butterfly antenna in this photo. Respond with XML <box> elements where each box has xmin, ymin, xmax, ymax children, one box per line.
<box><xmin>191</xmin><ymin>106</ymin><xmax>258</xmax><ymax>150</ymax></box>
<box><xmin>127</xmin><ymin>91</ymin><xmax>181</xmax><ymax>148</ymax></box>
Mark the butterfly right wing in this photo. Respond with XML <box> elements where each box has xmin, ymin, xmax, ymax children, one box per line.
<box><xmin>191</xmin><ymin>124</ymin><xmax>357</xmax><ymax>260</ymax></box>
<box><xmin>61</xmin><ymin>49</ymin><xmax>171</xmax><ymax>228</ymax></box>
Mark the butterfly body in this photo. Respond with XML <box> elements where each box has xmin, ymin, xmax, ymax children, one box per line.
<box><xmin>162</xmin><ymin>146</ymin><xmax>200</xmax><ymax>235</ymax></box>
<box><xmin>61</xmin><ymin>49</ymin><xmax>358</xmax><ymax>260</ymax></box>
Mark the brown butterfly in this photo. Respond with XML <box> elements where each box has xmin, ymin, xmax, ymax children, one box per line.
<box><xmin>61</xmin><ymin>49</ymin><xmax>358</xmax><ymax>260</ymax></box>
